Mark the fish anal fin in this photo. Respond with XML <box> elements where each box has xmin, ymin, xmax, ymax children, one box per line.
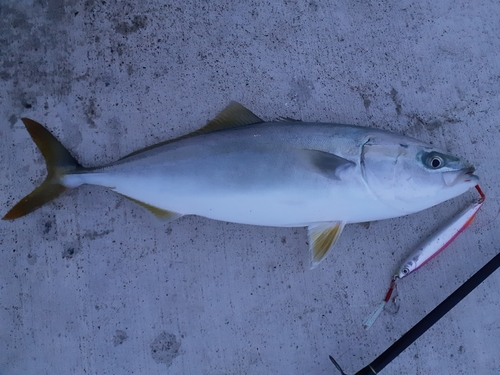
<box><xmin>308</xmin><ymin>221</ymin><xmax>346</xmax><ymax>269</ymax></box>
<box><xmin>119</xmin><ymin>195</ymin><xmax>182</xmax><ymax>222</ymax></box>
<box><xmin>299</xmin><ymin>149</ymin><xmax>355</xmax><ymax>180</ymax></box>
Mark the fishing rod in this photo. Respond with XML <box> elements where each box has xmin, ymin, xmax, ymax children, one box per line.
<box><xmin>330</xmin><ymin>250</ymin><xmax>500</xmax><ymax>374</ymax></box>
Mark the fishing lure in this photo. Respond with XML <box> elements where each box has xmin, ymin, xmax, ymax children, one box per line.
<box><xmin>363</xmin><ymin>185</ymin><xmax>485</xmax><ymax>329</ymax></box>
<box><xmin>397</xmin><ymin>186</ymin><xmax>484</xmax><ymax>279</ymax></box>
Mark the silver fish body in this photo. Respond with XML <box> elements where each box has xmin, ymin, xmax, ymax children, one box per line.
<box><xmin>65</xmin><ymin>124</ymin><xmax>477</xmax><ymax>226</ymax></box>
<box><xmin>3</xmin><ymin>102</ymin><xmax>479</xmax><ymax>267</ymax></box>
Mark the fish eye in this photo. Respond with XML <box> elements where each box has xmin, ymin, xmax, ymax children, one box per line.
<box><xmin>426</xmin><ymin>154</ymin><xmax>444</xmax><ymax>169</ymax></box>
<box><xmin>418</xmin><ymin>151</ymin><xmax>452</xmax><ymax>170</ymax></box>
<box><xmin>402</xmin><ymin>267</ymin><xmax>410</xmax><ymax>275</ymax></box>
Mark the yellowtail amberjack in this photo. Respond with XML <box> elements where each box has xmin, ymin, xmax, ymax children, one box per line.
<box><xmin>3</xmin><ymin>102</ymin><xmax>479</xmax><ymax>267</ymax></box>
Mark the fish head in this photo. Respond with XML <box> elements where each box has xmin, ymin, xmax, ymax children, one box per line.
<box><xmin>360</xmin><ymin>136</ymin><xmax>479</xmax><ymax>215</ymax></box>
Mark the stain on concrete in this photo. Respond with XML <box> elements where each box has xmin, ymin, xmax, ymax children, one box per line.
<box><xmin>352</xmin><ymin>84</ymin><xmax>378</xmax><ymax>115</ymax></box>
<box><xmin>425</xmin><ymin>119</ymin><xmax>443</xmax><ymax>131</ymax></box>
<box><xmin>62</xmin><ymin>122</ymin><xmax>83</xmax><ymax>151</ymax></box>
<box><xmin>308</xmin><ymin>1</ymin><xmax>319</xmax><ymax>11</ymax></box>
<box><xmin>150</xmin><ymin>331</ymin><xmax>181</xmax><ymax>366</ymax></box>
<box><xmin>9</xmin><ymin>114</ymin><xmax>17</xmax><ymax>127</ymax></box>
<box><xmin>288</xmin><ymin>78</ymin><xmax>314</xmax><ymax>104</ymax></box>
<box><xmin>82</xmin><ymin>229</ymin><xmax>112</xmax><ymax>240</ymax></box>
<box><xmin>43</xmin><ymin>221</ymin><xmax>53</xmax><ymax>234</ymax></box>
<box><xmin>110</xmin><ymin>41</ymin><xmax>126</xmax><ymax>57</ymax></box>
<box><xmin>1</xmin><ymin>3</ymin><xmax>75</xmax><ymax>103</ymax></box>
<box><xmin>0</xmin><ymin>71</ymin><xmax>12</xmax><ymax>80</ymax></box>
<box><xmin>84</xmin><ymin>0</ymin><xmax>96</xmax><ymax>10</ymax></box>
<box><xmin>390</xmin><ymin>88</ymin><xmax>402</xmax><ymax>115</ymax></box>
<box><xmin>4</xmin><ymin>6</ymin><xmax>31</xmax><ymax>30</ymax></box>
<box><xmin>39</xmin><ymin>215</ymin><xmax>57</xmax><ymax>241</ymax></box>
<box><xmin>113</xmin><ymin>329</ymin><xmax>128</xmax><ymax>347</ymax></box>
<box><xmin>15</xmin><ymin>92</ymin><xmax>38</xmax><ymax>111</ymax></box>
<box><xmin>62</xmin><ymin>247</ymin><xmax>80</xmax><ymax>259</ymax></box>
<box><xmin>127</xmin><ymin>64</ymin><xmax>134</xmax><ymax>76</ymax></box>
<box><xmin>102</xmin><ymin>116</ymin><xmax>123</xmax><ymax>157</ymax></box>
<box><xmin>47</xmin><ymin>0</ymin><xmax>66</xmax><ymax>22</ymax></box>
<box><xmin>406</xmin><ymin>112</ymin><xmax>461</xmax><ymax>135</ymax></box>
<box><xmin>115</xmin><ymin>15</ymin><xmax>148</xmax><ymax>35</ymax></box>
<box><xmin>85</xmin><ymin>97</ymin><xmax>100</xmax><ymax>128</ymax></box>
<box><xmin>360</xmin><ymin>93</ymin><xmax>371</xmax><ymax>110</ymax></box>
<box><xmin>27</xmin><ymin>253</ymin><xmax>37</xmax><ymax>265</ymax></box>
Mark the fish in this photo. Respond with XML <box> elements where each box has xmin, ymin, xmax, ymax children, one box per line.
<box><xmin>2</xmin><ymin>102</ymin><xmax>479</xmax><ymax>268</ymax></box>
<box><xmin>397</xmin><ymin>188</ymin><xmax>485</xmax><ymax>279</ymax></box>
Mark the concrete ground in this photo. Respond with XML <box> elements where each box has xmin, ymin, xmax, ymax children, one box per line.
<box><xmin>1</xmin><ymin>0</ymin><xmax>499</xmax><ymax>374</ymax></box>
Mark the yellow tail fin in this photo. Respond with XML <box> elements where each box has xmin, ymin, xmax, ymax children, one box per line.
<box><xmin>2</xmin><ymin>118</ymin><xmax>82</xmax><ymax>220</ymax></box>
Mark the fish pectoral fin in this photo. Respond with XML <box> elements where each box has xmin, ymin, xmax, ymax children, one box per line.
<box><xmin>118</xmin><ymin>194</ymin><xmax>183</xmax><ymax>222</ymax></box>
<box><xmin>299</xmin><ymin>149</ymin><xmax>355</xmax><ymax>180</ymax></box>
<box><xmin>308</xmin><ymin>221</ymin><xmax>346</xmax><ymax>269</ymax></box>
<box><xmin>199</xmin><ymin>101</ymin><xmax>264</xmax><ymax>132</ymax></box>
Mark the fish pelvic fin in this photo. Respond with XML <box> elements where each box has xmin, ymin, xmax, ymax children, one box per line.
<box><xmin>308</xmin><ymin>221</ymin><xmax>346</xmax><ymax>269</ymax></box>
<box><xmin>2</xmin><ymin>118</ymin><xmax>83</xmax><ymax>220</ymax></box>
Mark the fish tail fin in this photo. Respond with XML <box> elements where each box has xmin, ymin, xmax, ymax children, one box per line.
<box><xmin>2</xmin><ymin>118</ymin><xmax>83</xmax><ymax>220</ymax></box>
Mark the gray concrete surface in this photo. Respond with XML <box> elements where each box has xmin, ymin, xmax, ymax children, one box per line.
<box><xmin>1</xmin><ymin>1</ymin><xmax>499</xmax><ymax>374</ymax></box>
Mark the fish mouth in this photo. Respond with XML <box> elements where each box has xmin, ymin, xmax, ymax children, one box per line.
<box><xmin>443</xmin><ymin>167</ymin><xmax>479</xmax><ymax>186</ymax></box>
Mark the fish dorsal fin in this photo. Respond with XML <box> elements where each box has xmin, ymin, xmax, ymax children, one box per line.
<box><xmin>199</xmin><ymin>101</ymin><xmax>264</xmax><ymax>133</ymax></box>
<box><xmin>118</xmin><ymin>194</ymin><xmax>183</xmax><ymax>222</ymax></box>
<box><xmin>298</xmin><ymin>149</ymin><xmax>356</xmax><ymax>180</ymax></box>
<box><xmin>308</xmin><ymin>221</ymin><xmax>346</xmax><ymax>269</ymax></box>
<box><xmin>120</xmin><ymin>102</ymin><xmax>263</xmax><ymax>160</ymax></box>
<box><xmin>174</xmin><ymin>101</ymin><xmax>263</xmax><ymax>140</ymax></box>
